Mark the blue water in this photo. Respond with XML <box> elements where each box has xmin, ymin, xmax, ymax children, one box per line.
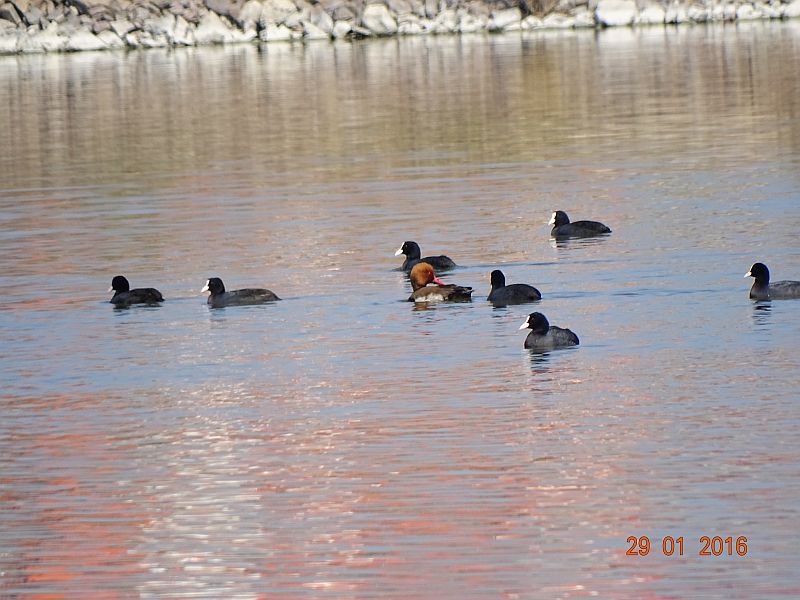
<box><xmin>1</xmin><ymin>23</ymin><xmax>799</xmax><ymax>598</ymax></box>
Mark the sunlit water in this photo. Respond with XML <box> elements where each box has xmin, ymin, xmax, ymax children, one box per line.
<box><xmin>1</xmin><ymin>23</ymin><xmax>799</xmax><ymax>598</ymax></box>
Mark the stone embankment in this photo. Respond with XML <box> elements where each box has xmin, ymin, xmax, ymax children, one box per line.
<box><xmin>1</xmin><ymin>0</ymin><xmax>799</xmax><ymax>54</ymax></box>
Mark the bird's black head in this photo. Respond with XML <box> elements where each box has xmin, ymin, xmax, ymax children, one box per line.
<box><xmin>396</xmin><ymin>241</ymin><xmax>421</xmax><ymax>260</ymax></box>
<box><xmin>550</xmin><ymin>211</ymin><xmax>570</xmax><ymax>227</ymax></box>
<box><xmin>521</xmin><ymin>312</ymin><xmax>550</xmax><ymax>334</ymax></box>
<box><xmin>110</xmin><ymin>275</ymin><xmax>130</xmax><ymax>293</ymax></box>
<box><xmin>490</xmin><ymin>270</ymin><xmax>506</xmax><ymax>289</ymax></box>
<box><xmin>746</xmin><ymin>262</ymin><xmax>770</xmax><ymax>283</ymax></box>
<box><xmin>203</xmin><ymin>277</ymin><xmax>225</xmax><ymax>295</ymax></box>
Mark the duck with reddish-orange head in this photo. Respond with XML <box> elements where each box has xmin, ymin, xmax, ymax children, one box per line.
<box><xmin>407</xmin><ymin>262</ymin><xmax>473</xmax><ymax>303</ymax></box>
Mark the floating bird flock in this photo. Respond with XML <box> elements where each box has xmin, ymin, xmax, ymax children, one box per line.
<box><xmin>107</xmin><ymin>214</ymin><xmax>797</xmax><ymax>350</ymax></box>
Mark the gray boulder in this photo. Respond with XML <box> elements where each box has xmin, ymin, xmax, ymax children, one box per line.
<box><xmin>205</xmin><ymin>0</ymin><xmax>244</xmax><ymax>21</ymax></box>
<box><xmin>110</xmin><ymin>19</ymin><xmax>135</xmax><ymax>37</ymax></box>
<box><xmin>238</xmin><ymin>0</ymin><xmax>263</xmax><ymax>28</ymax></box>
<box><xmin>309</xmin><ymin>4</ymin><xmax>333</xmax><ymax>33</ymax></box>
<box><xmin>260</xmin><ymin>0</ymin><xmax>297</xmax><ymax>24</ymax></box>
<box><xmin>0</xmin><ymin>3</ymin><xmax>21</xmax><ymax>26</ymax></box>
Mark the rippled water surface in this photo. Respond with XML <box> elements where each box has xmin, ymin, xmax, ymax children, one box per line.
<box><xmin>2</xmin><ymin>23</ymin><xmax>800</xmax><ymax>598</ymax></box>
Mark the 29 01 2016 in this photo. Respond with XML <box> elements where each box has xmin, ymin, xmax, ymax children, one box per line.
<box><xmin>626</xmin><ymin>536</ymin><xmax>748</xmax><ymax>556</ymax></box>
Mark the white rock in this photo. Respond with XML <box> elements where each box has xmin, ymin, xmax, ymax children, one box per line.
<box><xmin>65</xmin><ymin>29</ymin><xmax>106</xmax><ymax>51</ymax></box>
<box><xmin>488</xmin><ymin>7</ymin><xmax>521</xmax><ymax>30</ymax></box>
<box><xmin>96</xmin><ymin>29</ymin><xmax>124</xmax><ymax>48</ymax></box>
<box><xmin>637</xmin><ymin>2</ymin><xmax>665</xmax><ymax>23</ymax></box>
<box><xmin>417</xmin><ymin>17</ymin><xmax>435</xmax><ymax>31</ymax></box>
<box><xmin>173</xmin><ymin>15</ymin><xmax>194</xmax><ymax>45</ymax></box>
<box><xmin>137</xmin><ymin>31</ymin><xmax>168</xmax><ymax>47</ymax></box>
<box><xmin>521</xmin><ymin>14</ymin><xmax>543</xmax><ymax>29</ymax></box>
<box><xmin>687</xmin><ymin>4</ymin><xmax>709</xmax><ymax>21</ymax></box>
<box><xmin>784</xmin><ymin>0</ymin><xmax>800</xmax><ymax>17</ymax></box>
<box><xmin>303</xmin><ymin>20</ymin><xmax>329</xmax><ymax>39</ymax></box>
<box><xmin>664</xmin><ymin>2</ymin><xmax>688</xmax><ymax>22</ymax></box>
<box><xmin>596</xmin><ymin>0</ymin><xmax>636</xmax><ymax>25</ymax></box>
<box><xmin>260</xmin><ymin>23</ymin><xmax>293</xmax><ymax>40</ymax></box>
<box><xmin>20</xmin><ymin>20</ymin><xmax>64</xmax><ymax>52</ymax></box>
<box><xmin>235</xmin><ymin>28</ymin><xmax>257</xmax><ymax>42</ymax></box>
<box><xmin>573</xmin><ymin>9</ymin><xmax>596</xmax><ymax>27</ymax></box>
<box><xmin>398</xmin><ymin>18</ymin><xmax>424</xmax><ymax>33</ymax></box>
<box><xmin>260</xmin><ymin>0</ymin><xmax>298</xmax><ymax>25</ymax></box>
<box><xmin>195</xmin><ymin>11</ymin><xmax>233</xmax><ymax>44</ymax></box>
<box><xmin>124</xmin><ymin>32</ymin><xmax>141</xmax><ymax>47</ymax></box>
<box><xmin>542</xmin><ymin>12</ymin><xmax>574</xmax><ymax>27</ymax></box>
<box><xmin>149</xmin><ymin>13</ymin><xmax>176</xmax><ymax>36</ymax></box>
<box><xmin>736</xmin><ymin>3</ymin><xmax>761</xmax><ymax>19</ymax></box>
<box><xmin>758</xmin><ymin>3</ymin><xmax>780</xmax><ymax>18</ymax></box>
<box><xmin>283</xmin><ymin>7</ymin><xmax>308</xmax><ymax>28</ymax></box>
<box><xmin>458</xmin><ymin>11</ymin><xmax>485</xmax><ymax>32</ymax></box>
<box><xmin>362</xmin><ymin>3</ymin><xmax>398</xmax><ymax>34</ymax></box>
<box><xmin>0</xmin><ymin>31</ymin><xmax>18</xmax><ymax>53</ymax></box>
<box><xmin>722</xmin><ymin>2</ymin><xmax>737</xmax><ymax>19</ymax></box>
<box><xmin>16</xmin><ymin>35</ymin><xmax>43</xmax><ymax>52</ymax></box>
<box><xmin>331</xmin><ymin>20</ymin><xmax>351</xmax><ymax>38</ymax></box>
<box><xmin>434</xmin><ymin>8</ymin><xmax>457</xmax><ymax>32</ymax></box>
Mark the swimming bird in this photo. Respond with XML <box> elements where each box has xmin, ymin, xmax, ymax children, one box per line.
<box><xmin>745</xmin><ymin>263</ymin><xmax>800</xmax><ymax>300</ymax></box>
<box><xmin>487</xmin><ymin>270</ymin><xmax>541</xmax><ymax>306</ymax></box>
<box><xmin>395</xmin><ymin>241</ymin><xmax>457</xmax><ymax>273</ymax></box>
<box><xmin>108</xmin><ymin>275</ymin><xmax>164</xmax><ymax>306</ymax></box>
<box><xmin>202</xmin><ymin>277</ymin><xmax>280</xmax><ymax>308</ymax></box>
<box><xmin>549</xmin><ymin>210</ymin><xmax>611</xmax><ymax>238</ymax></box>
<box><xmin>407</xmin><ymin>262</ymin><xmax>472</xmax><ymax>303</ymax></box>
<box><xmin>519</xmin><ymin>312</ymin><xmax>579</xmax><ymax>350</ymax></box>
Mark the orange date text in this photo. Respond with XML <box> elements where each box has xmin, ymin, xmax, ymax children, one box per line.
<box><xmin>626</xmin><ymin>536</ymin><xmax>747</xmax><ymax>556</ymax></box>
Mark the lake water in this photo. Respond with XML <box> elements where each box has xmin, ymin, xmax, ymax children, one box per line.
<box><xmin>1</xmin><ymin>22</ymin><xmax>799</xmax><ymax>598</ymax></box>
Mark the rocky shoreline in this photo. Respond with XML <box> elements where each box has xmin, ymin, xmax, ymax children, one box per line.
<box><xmin>1</xmin><ymin>0</ymin><xmax>799</xmax><ymax>54</ymax></box>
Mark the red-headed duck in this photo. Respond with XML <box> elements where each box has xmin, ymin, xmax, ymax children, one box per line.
<box><xmin>407</xmin><ymin>262</ymin><xmax>472</xmax><ymax>303</ymax></box>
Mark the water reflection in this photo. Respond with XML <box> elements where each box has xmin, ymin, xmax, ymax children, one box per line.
<box><xmin>750</xmin><ymin>301</ymin><xmax>772</xmax><ymax>328</ymax></box>
<box><xmin>2</xmin><ymin>22</ymin><xmax>800</xmax><ymax>600</ymax></box>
